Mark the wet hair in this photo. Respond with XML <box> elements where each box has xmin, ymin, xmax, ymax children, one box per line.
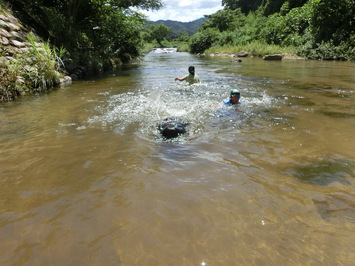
<box><xmin>188</xmin><ymin>66</ymin><xmax>195</xmax><ymax>75</ymax></box>
<box><xmin>157</xmin><ymin>117</ymin><xmax>189</xmax><ymax>139</ymax></box>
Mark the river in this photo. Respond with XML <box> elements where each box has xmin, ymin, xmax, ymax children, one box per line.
<box><xmin>0</xmin><ymin>50</ymin><xmax>354</xmax><ymax>265</ymax></box>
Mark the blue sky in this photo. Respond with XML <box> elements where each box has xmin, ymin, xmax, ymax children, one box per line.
<box><xmin>139</xmin><ymin>0</ymin><xmax>223</xmax><ymax>22</ymax></box>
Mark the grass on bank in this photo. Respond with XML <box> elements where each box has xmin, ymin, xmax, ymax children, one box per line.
<box><xmin>0</xmin><ymin>33</ymin><xmax>64</xmax><ymax>102</ymax></box>
<box><xmin>206</xmin><ymin>41</ymin><xmax>298</xmax><ymax>57</ymax></box>
<box><xmin>142</xmin><ymin>40</ymin><xmax>298</xmax><ymax>58</ymax></box>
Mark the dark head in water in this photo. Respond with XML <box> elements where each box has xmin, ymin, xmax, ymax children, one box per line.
<box><xmin>157</xmin><ymin>117</ymin><xmax>189</xmax><ymax>139</ymax></box>
<box><xmin>188</xmin><ymin>66</ymin><xmax>195</xmax><ymax>75</ymax></box>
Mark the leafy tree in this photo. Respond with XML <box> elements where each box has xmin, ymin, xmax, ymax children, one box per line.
<box><xmin>9</xmin><ymin>0</ymin><xmax>163</xmax><ymax>73</ymax></box>
<box><xmin>145</xmin><ymin>24</ymin><xmax>172</xmax><ymax>45</ymax></box>
<box><xmin>288</xmin><ymin>0</ymin><xmax>308</xmax><ymax>9</ymax></box>
<box><xmin>262</xmin><ymin>0</ymin><xmax>287</xmax><ymax>16</ymax></box>
<box><xmin>262</xmin><ymin>0</ymin><xmax>309</xmax><ymax>16</ymax></box>
<box><xmin>222</xmin><ymin>0</ymin><xmax>262</xmax><ymax>14</ymax></box>
<box><xmin>308</xmin><ymin>0</ymin><xmax>354</xmax><ymax>45</ymax></box>
<box><xmin>193</xmin><ymin>0</ymin><xmax>354</xmax><ymax>60</ymax></box>
<box><xmin>261</xmin><ymin>4</ymin><xmax>311</xmax><ymax>46</ymax></box>
<box><xmin>189</xmin><ymin>28</ymin><xmax>219</xmax><ymax>53</ymax></box>
<box><xmin>203</xmin><ymin>8</ymin><xmax>246</xmax><ymax>32</ymax></box>
<box><xmin>107</xmin><ymin>0</ymin><xmax>162</xmax><ymax>10</ymax></box>
<box><xmin>177</xmin><ymin>30</ymin><xmax>190</xmax><ymax>42</ymax></box>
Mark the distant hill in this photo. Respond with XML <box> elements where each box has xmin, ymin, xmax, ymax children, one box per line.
<box><xmin>146</xmin><ymin>17</ymin><xmax>207</xmax><ymax>37</ymax></box>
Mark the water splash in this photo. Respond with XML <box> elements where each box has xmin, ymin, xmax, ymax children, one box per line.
<box><xmin>87</xmin><ymin>80</ymin><xmax>278</xmax><ymax>142</ymax></box>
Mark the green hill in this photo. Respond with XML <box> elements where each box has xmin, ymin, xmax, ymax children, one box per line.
<box><xmin>146</xmin><ymin>18</ymin><xmax>207</xmax><ymax>37</ymax></box>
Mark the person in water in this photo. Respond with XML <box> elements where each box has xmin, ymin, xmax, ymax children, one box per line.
<box><xmin>157</xmin><ymin>117</ymin><xmax>189</xmax><ymax>139</ymax></box>
<box><xmin>223</xmin><ymin>89</ymin><xmax>241</xmax><ymax>105</ymax></box>
<box><xmin>175</xmin><ymin>66</ymin><xmax>200</xmax><ymax>85</ymax></box>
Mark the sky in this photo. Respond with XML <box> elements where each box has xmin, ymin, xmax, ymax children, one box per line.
<box><xmin>139</xmin><ymin>0</ymin><xmax>223</xmax><ymax>22</ymax></box>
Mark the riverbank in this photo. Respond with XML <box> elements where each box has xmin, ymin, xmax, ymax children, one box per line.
<box><xmin>144</xmin><ymin>40</ymin><xmax>305</xmax><ymax>60</ymax></box>
<box><xmin>205</xmin><ymin>42</ymin><xmax>305</xmax><ymax>59</ymax></box>
<box><xmin>0</xmin><ymin>4</ymin><xmax>71</xmax><ymax>102</ymax></box>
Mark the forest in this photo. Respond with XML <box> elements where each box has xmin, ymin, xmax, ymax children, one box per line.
<box><xmin>6</xmin><ymin>0</ymin><xmax>355</xmax><ymax>68</ymax></box>
<box><xmin>189</xmin><ymin>0</ymin><xmax>354</xmax><ymax>60</ymax></box>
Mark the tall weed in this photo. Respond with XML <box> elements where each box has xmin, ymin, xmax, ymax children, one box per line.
<box><xmin>0</xmin><ymin>33</ymin><xmax>64</xmax><ymax>101</ymax></box>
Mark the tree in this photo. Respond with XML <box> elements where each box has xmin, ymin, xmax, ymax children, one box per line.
<box><xmin>203</xmin><ymin>8</ymin><xmax>246</xmax><ymax>32</ymax></box>
<box><xmin>145</xmin><ymin>24</ymin><xmax>172</xmax><ymax>45</ymax></box>
<box><xmin>177</xmin><ymin>30</ymin><xmax>190</xmax><ymax>42</ymax></box>
<box><xmin>106</xmin><ymin>0</ymin><xmax>162</xmax><ymax>10</ymax></box>
<box><xmin>9</xmin><ymin>0</ymin><xmax>164</xmax><ymax>73</ymax></box>
<box><xmin>189</xmin><ymin>28</ymin><xmax>219</xmax><ymax>53</ymax></box>
<box><xmin>222</xmin><ymin>0</ymin><xmax>262</xmax><ymax>14</ymax></box>
<box><xmin>308</xmin><ymin>0</ymin><xmax>355</xmax><ymax>45</ymax></box>
<box><xmin>288</xmin><ymin>0</ymin><xmax>308</xmax><ymax>9</ymax></box>
<box><xmin>263</xmin><ymin>0</ymin><xmax>287</xmax><ymax>16</ymax></box>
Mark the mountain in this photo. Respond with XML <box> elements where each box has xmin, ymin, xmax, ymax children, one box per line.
<box><xmin>146</xmin><ymin>17</ymin><xmax>208</xmax><ymax>37</ymax></box>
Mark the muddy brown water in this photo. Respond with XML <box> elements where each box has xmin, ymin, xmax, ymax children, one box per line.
<box><xmin>0</xmin><ymin>51</ymin><xmax>354</xmax><ymax>265</ymax></box>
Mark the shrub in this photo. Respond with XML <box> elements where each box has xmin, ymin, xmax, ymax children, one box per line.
<box><xmin>0</xmin><ymin>33</ymin><xmax>64</xmax><ymax>101</ymax></box>
<box><xmin>189</xmin><ymin>28</ymin><xmax>219</xmax><ymax>54</ymax></box>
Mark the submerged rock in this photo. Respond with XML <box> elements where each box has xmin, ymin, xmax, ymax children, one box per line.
<box><xmin>263</xmin><ymin>54</ymin><xmax>283</xmax><ymax>60</ymax></box>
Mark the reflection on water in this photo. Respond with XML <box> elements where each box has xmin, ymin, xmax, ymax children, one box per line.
<box><xmin>0</xmin><ymin>51</ymin><xmax>354</xmax><ymax>265</ymax></box>
<box><xmin>284</xmin><ymin>158</ymin><xmax>353</xmax><ymax>186</ymax></box>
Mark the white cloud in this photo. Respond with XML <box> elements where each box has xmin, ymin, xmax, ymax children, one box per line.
<box><xmin>139</xmin><ymin>0</ymin><xmax>223</xmax><ymax>22</ymax></box>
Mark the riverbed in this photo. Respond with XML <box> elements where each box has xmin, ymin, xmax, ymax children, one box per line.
<box><xmin>0</xmin><ymin>50</ymin><xmax>354</xmax><ymax>265</ymax></box>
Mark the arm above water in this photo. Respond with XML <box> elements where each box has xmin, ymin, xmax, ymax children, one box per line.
<box><xmin>175</xmin><ymin>75</ymin><xmax>188</xmax><ymax>82</ymax></box>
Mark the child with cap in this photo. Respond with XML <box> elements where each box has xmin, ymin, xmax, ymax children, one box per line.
<box><xmin>223</xmin><ymin>89</ymin><xmax>241</xmax><ymax>105</ymax></box>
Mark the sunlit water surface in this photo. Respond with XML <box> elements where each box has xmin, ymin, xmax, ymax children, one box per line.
<box><xmin>0</xmin><ymin>51</ymin><xmax>354</xmax><ymax>265</ymax></box>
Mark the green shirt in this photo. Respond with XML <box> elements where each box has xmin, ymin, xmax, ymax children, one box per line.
<box><xmin>184</xmin><ymin>73</ymin><xmax>200</xmax><ymax>85</ymax></box>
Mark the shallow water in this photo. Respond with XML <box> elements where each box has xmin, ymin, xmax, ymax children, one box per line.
<box><xmin>0</xmin><ymin>51</ymin><xmax>354</xmax><ymax>265</ymax></box>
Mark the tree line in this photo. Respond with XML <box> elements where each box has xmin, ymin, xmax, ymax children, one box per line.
<box><xmin>189</xmin><ymin>0</ymin><xmax>354</xmax><ymax>60</ymax></box>
<box><xmin>7</xmin><ymin>0</ymin><xmax>163</xmax><ymax>75</ymax></box>
<box><xmin>143</xmin><ymin>0</ymin><xmax>354</xmax><ymax>60</ymax></box>
<box><xmin>7</xmin><ymin>0</ymin><xmax>355</xmax><ymax>71</ymax></box>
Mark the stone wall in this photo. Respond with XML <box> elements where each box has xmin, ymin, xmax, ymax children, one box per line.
<box><xmin>0</xmin><ymin>11</ymin><xmax>30</xmax><ymax>58</ymax></box>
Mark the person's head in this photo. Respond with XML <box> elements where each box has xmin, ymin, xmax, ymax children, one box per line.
<box><xmin>229</xmin><ymin>89</ymin><xmax>240</xmax><ymax>104</ymax></box>
<box><xmin>157</xmin><ymin>117</ymin><xmax>189</xmax><ymax>139</ymax></box>
<box><xmin>188</xmin><ymin>66</ymin><xmax>195</xmax><ymax>75</ymax></box>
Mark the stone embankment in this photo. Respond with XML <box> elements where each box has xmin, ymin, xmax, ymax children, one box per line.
<box><xmin>0</xmin><ymin>6</ymin><xmax>70</xmax><ymax>101</ymax></box>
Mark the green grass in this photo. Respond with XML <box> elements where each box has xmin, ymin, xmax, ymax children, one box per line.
<box><xmin>206</xmin><ymin>41</ymin><xmax>298</xmax><ymax>57</ymax></box>
<box><xmin>142</xmin><ymin>40</ymin><xmax>298</xmax><ymax>57</ymax></box>
<box><xmin>0</xmin><ymin>32</ymin><xmax>64</xmax><ymax>101</ymax></box>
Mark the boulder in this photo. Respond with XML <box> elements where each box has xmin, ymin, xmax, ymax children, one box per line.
<box><xmin>237</xmin><ymin>50</ymin><xmax>249</xmax><ymax>57</ymax></box>
<box><xmin>59</xmin><ymin>76</ymin><xmax>72</xmax><ymax>86</ymax></box>
<box><xmin>263</xmin><ymin>54</ymin><xmax>283</xmax><ymax>60</ymax></box>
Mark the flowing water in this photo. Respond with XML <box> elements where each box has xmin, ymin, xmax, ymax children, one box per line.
<box><xmin>0</xmin><ymin>50</ymin><xmax>354</xmax><ymax>265</ymax></box>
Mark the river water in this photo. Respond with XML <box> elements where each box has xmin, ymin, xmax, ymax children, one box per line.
<box><xmin>0</xmin><ymin>50</ymin><xmax>354</xmax><ymax>265</ymax></box>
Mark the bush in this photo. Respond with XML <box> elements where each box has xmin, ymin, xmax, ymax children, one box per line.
<box><xmin>261</xmin><ymin>4</ymin><xmax>311</xmax><ymax>46</ymax></box>
<box><xmin>298</xmin><ymin>38</ymin><xmax>355</xmax><ymax>61</ymax></box>
<box><xmin>189</xmin><ymin>28</ymin><xmax>219</xmax><ymax>54</ymax></box>
<box><xmin>308</xmin><ymin>0</ymin><xmax>354</xmax><ymax>45</ymax></box>
<box><xmin>0</xmin><ymin>33</ymin><xmax>64</xmax><ymax>101</ymax></box>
